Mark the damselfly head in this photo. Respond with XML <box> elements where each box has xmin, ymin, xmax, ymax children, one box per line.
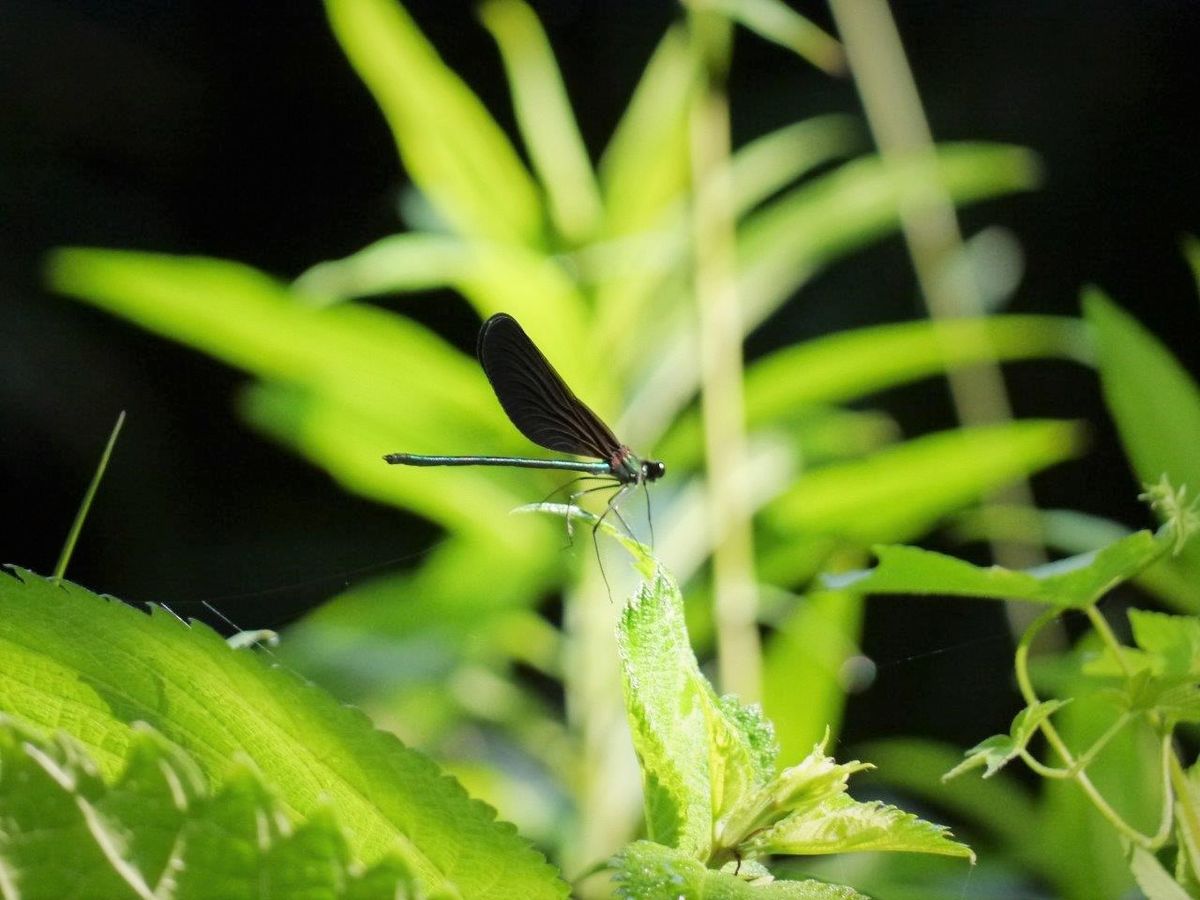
<box><xmin>642</xmin><ymin>460</ymin><xmax>666</xmax><ymax>482</ymax></box>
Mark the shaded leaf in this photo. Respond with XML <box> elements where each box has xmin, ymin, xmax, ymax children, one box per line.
<box><xmin>943</xmin><ymin>701</ymin><xmax>1068</xmax><ymax>780</ymax></box>
<box><xmin>610</xmin><ymin>841</ymin><xmax>867</xmax><ymax>899</ymax></box>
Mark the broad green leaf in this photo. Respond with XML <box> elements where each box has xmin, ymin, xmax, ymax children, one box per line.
<box><xmin>1086</xmin><ymin>289</ymin><xmax>1200</xmax><ymax>491</ymax></box>
<box><xmin>0</xmin><ymin>567</ymin><xmax>568</xmax><ymax>899</ymax></box>
<box><xmin>479</xmin><ymin>0</ymin><xmax>602</xmax><ymax>243</ymax></box>
<box><xmin>828</xmin><ymin>528</ymin><xmax>1168</xmax><ymax>609</ymax></box>
<box><xmin>610</xmin><ymin>841</ymin><xmax>867</xmax><ymax>899</ymax></box>
<box><xmin>745</xmin><ymin>315</ymin><xmax>1088</xmax><ymax>422</ymax></box>
<box><xmin>292</xmin><ymin>234</ymin><xmax>592</xmax><ymax>367</ymax></box>
<box><xmin>762</xmin><ymin>590</ymin><xmax>864</xmax><ymax>765</ymax></box>
<box><xmin>745</xmin><ymin>793</ymin><xmax>974</xmax><ymax>862</ymax></box>
<box><xmin>598</xmin><ymin>26</ymin><xmax>696</xmax><ymax>236</ymax></box>
<box><xmin>0</xmin><ymin>718</ymin><xmax>426</xmax><ymax>900</ymax></box>
<box><xmin>1085</xmin><ymin>289</ymin><xmax>1200</xmax><ymax>578</ymax></box>
<box><xmin>703</xmin><ymin>0</ymin><xmax>843</xmax><ymax>73</ymax></box>
<box><xmin>951</xmin><ymin>506</ymin><xmax>1200</xmax><ymax>614</ymax></box>
<box><xmin>325</xmin><ymin>0</ymin><xmax>544</xmax><ymax>244</ymax></box>
<box><xmin>738</xmin><ymin>143</ymin><xmax>1041</xmax><ymax>328</ymax></box>
<box><xmin>1128</xmin><ymin>845</ymin><xmax>1192</xmax><ymax>900</ymax></box>
<box><xmin>660</xmin><ymin>316</ymin><xmax>1087</xmax><ymax>467</ymax></box>
<box><xmin>47</xmin><ymin>249</ymin><xmax>500</xmax><ymax>435</ymax></box>
<box><xmin>943</xmin><ymin>700</ymin><xmax>1068</xmax><ymax>780</ymax></box>
<box><xmin>765</xmin><ymin>420</ymin><xmax>1082</xmax><ymax>547</ymax></box>
<box><xmin>239</xmin><ymin>381</ymin><xmax>554</xmax><ymax>549</ymax></box>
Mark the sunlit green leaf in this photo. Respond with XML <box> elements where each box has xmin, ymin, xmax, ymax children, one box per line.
<box><xmin>660</xmin><ymin>315</ymin><xmax>1087</xmax><ymax>467</ymax></box>
<box><xmin>0</xmin><ymin>567</ymin><xmax>568</xmax><ymax>899</ymax></box>
<box><xmin>765</xmin><ymin>420</ymin><xmax>1082</xmax><ymax>548</ymax></box>
<box><xmin>325</xmin><ymin>0</ymin><xmax>544</xmax><ymax>244</ymax></box>
<box><xmin>738</xmin><ymin>143</ymin><xmax>1042</xmax><ymax>328</ymax></box>
<box><xmin>701</xmin><ymin>0</ymin><xmax>844</xmax><ymax>73</ymax></box>
<box><xmin>480</xmin><ymin>0</ymin><xmax>602</xmax><ymax>243</ymax></box>
<box><xmin>598</xmin><ymin>26</ymin><xmax>696</xmax><ymax>236</ymax></box>
<box><xmin>0</xmin><ymin>719</ymin><xmax>430</xmax><ymax>900</ymax></box>
<box><xmin>745</xmin><ymin>793</ymin><xmax>975</xmax><ymax>862</ymax></box>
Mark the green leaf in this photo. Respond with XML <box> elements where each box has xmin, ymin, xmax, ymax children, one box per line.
<box><xmin>717</xmin><ymin>737</ymin><xmax>870</xmax><ymax>853</ymax></box>
<box><xmin>745</xmin><ymin>315</ymin><xmax>1089</xmax><ymax>422</ymax></box>
<box><xmin>943</xmin><ymin>700</ymin><xmax>1068</xmax><ymax>780</ymax></box>
<box><xmin>325</xmin><ymin>0</ymin><xmax>544</xmax><ymax>244</ymax></box>
<box><xmin>615</xmin><ymin>569</ymin><xmax>718</xmax><ymax>856</ymax></box>
<box><xmin>1128</xmin><ymin>844</ymin><xmax>1192</xmax><ymax>900</ymax></box>
<box><xmin>765</xmin><ymin>420</ymin><xmax>1082</xmax><ymax>547</ymax></box>
<box><xmin>660</xmin><ymin>315</ymin><xmax>1088</xmax><ymax>469</ymax></box>
<box><xmin>702</xmin><ymin>0</ymin><xmax>844</xmax><ymax>73</ymax></box>
<box><xmin>828</xmin><ymin>528</ymin><xmax>1168</xmax><ymax>609</ymax></box>
<box><xmin>1129</xmin><ymin>609</ymin><xmax>1200</xmax><ymax>678</ymax></box>
<box><xmin>598</xmin><ymin>26</ymin><xmax>696</xmax><ymax>236</ymax></box>
<box><xmin>0</xmin><ymin>567</ymin><xmax>568</xmax><ymax>899</ymax></box>
<box><xmin>744</xmin><ymin>793</ymin><xmax>975</xmax><ymax>862</ymax></box>
<box><xmin>1174</xmin><ymin>760</ymin><xmax>1200</xmax><ymax>896</ymax></box>
<box><xmin>0</xmin><ymin>718</ymin><xmax>425</xmax><ymax>900</ymax></box>
<box><xmin>610</xmin><ymin>841</ymin><xmax>868</xmax><ymax>899</ymax></box>
<box><xmin>1085</xmin><ymin>289</ymin><xmax>1200</xmax><ymax>578</ymax></box>
<box><xmin>479</xmin><ymin>0</ymin><xmax>602</xmax><ymax>243</ymax></box>
<box><xmin>1183</xmin><ymin>235</ymin><xmax>1200</xmax><ymax>298</ymax></box>
<box><xmin>738</xmin><ymin>143</ymin><xmax>1041</xmax><ymax>328</ymax></box>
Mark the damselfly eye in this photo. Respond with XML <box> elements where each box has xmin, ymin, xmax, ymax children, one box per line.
<box><xmin>645</xmin><ymin>460</ymin><xmax>666</xmax><ymax>481</ymax></box>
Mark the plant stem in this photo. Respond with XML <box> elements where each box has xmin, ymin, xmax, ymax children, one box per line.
<box><xmin>53</xmin><ymin>411</ymin><xmax>126</xmax><ymax>584</ymax></box>
<box><xmin>1013</xmin><ymin>608</ymin><xmax>1162</xmax><ymax>849</ymax></box>
<box><xmin>687</xmin><ymin>9</ymin><xmax>762</xmax><ymax>701</ymax></box>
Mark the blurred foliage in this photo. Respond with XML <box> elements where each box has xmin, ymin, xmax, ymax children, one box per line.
<box><xmin>33</xmin><ymin>0</ymin><xmax>1190</xmax><ymax>896</ymax></box>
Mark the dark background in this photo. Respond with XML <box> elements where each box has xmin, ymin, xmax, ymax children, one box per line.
<box><xmin>2</xmin><ymin>0</ymin><xmax>1198</xmax><ymax>746</ymax></box>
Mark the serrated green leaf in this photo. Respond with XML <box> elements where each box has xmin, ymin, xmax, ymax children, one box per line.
<box><xmin>943</xmin><ymin>700</ymin><xmax>1067</xmax><ymax>780</ymax></box>
<box><xmin>829</xmin><ymin>528</ymin><xmax>1168</xmax><ymax>609</ymax></box>
<box><xmin>765</xmin><ymin>420</ymin><xmax>1082</xmax><ymax>548</ymax></box>
<box><xmin>479</xmin><ymin>0</ymin><xmax>602</xmax><ymax>243</ymax></box>
<box><xmin>0</xmin><ymin>568</ymin><xmax>568</xmax><ymax>899</ymax></box>
<box><xmin>325</xmin><ymin>0</ymin><xmax>544</xmax><ymax>244</ymax></box>
<box><xmin>744</xmin><ymin>793</ymin><xmax>975</xmax><ymax>862</ymax></box>
<box><xmin>610</xmin><ymin>840</ymin><xmax>867</xmax><ymax>899</ymax></box>
<box><xmin>0</xmin><ymin>718</ymin><xmax>426</xmax><ymax>900</ymax></box>
<box><xmin>717</xmin><ymin>738</ymin><xmax>869</xmax><ymax>853</ymax></box>
<box><xmin>616</xmin><ymin>569</ymin><xmax>716</xmax><ymax>857</ymax></box>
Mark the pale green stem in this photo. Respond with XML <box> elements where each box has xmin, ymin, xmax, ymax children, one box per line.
<box><xmin>687</xmin><ymin>9</ymin><xmax>762</xmax><ymax>702</ymax></box>
<box><xmin>1013</xmin><ymin>608</ymin><xmax>1165</xmax><ymax>849</ymax></box>
<box><xmin>53</xmin><ymin>411</ymin><xmax>126</xmax><ymax>584</ymax></box>
<box><xmin>828</xmin><ymin>1</ymin><xmax>1049</xmax><ymax>621</ymax></box>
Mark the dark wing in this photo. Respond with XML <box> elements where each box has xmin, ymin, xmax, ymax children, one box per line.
<box><xmin>477</xmin><ymin>313</ymin><xmax>621</xmax><ymax>460</ymax></box>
